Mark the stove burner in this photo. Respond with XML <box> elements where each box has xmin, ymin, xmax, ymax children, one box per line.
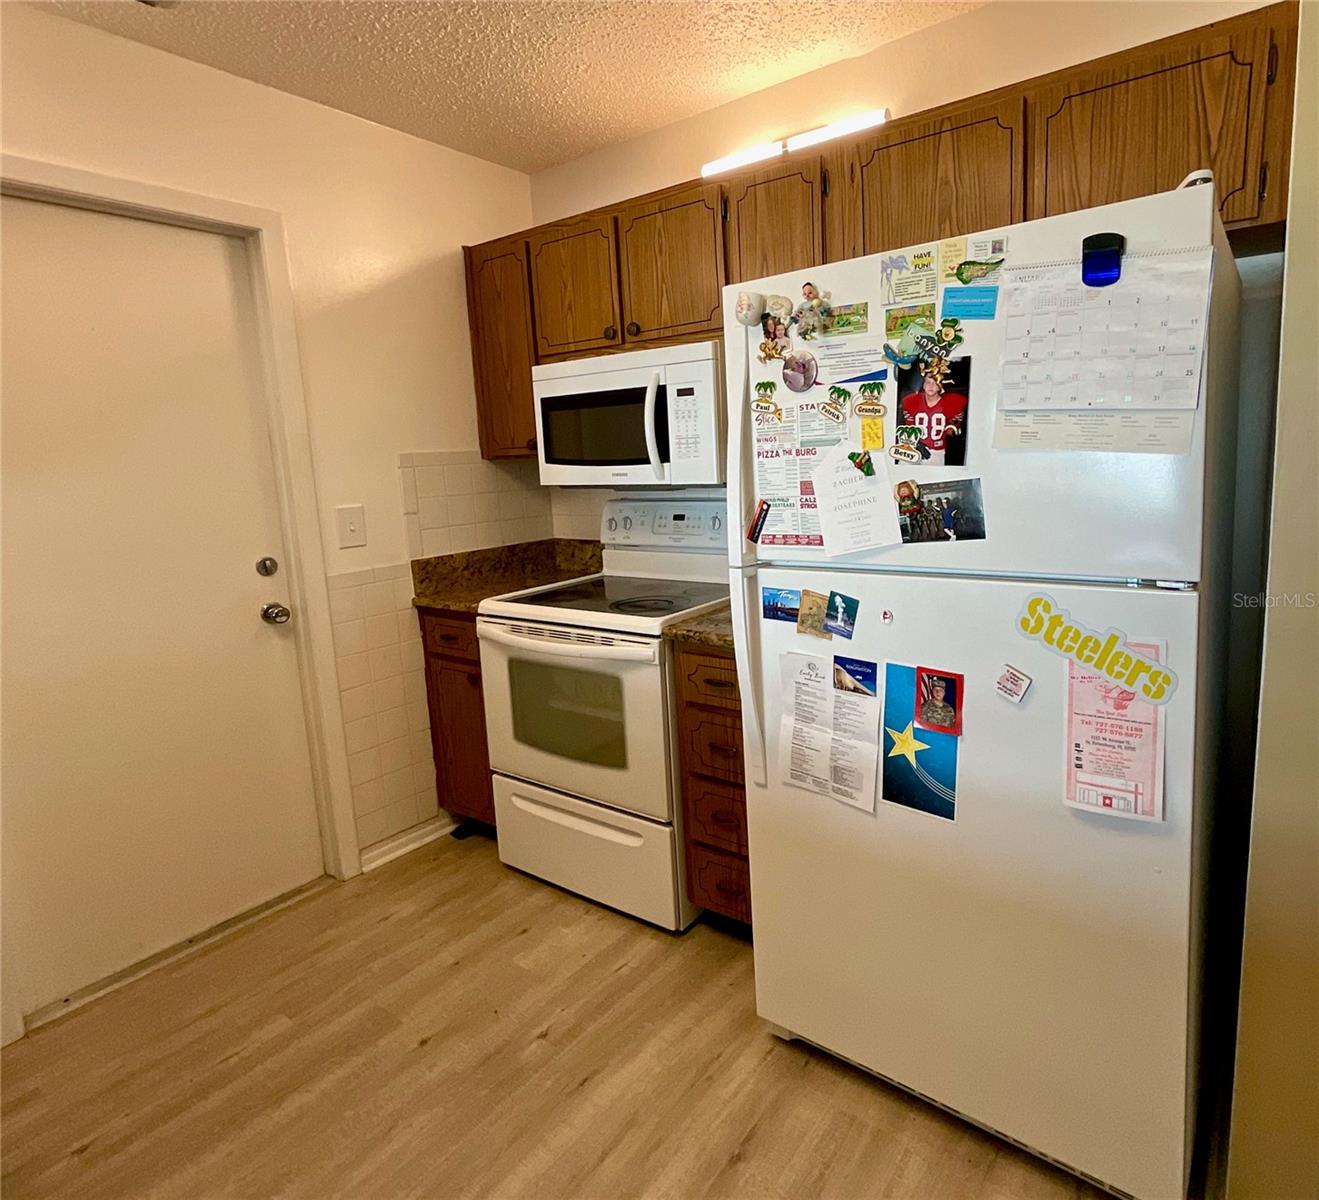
<box><xmin>610</xmin><ymin>596</ymin><xmax>678</xmax><ymax>615</ymax></box>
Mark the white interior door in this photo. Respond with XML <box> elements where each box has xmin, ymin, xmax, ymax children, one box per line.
<box><xmin>1</xmin><ymin>195</ymin><xmax>324</xmax><ymax>1017</ymax></box>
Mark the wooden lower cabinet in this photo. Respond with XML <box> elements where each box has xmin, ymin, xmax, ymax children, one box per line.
<box><xmin>674</xmin><ymin>642</ymin><xmax>750</xmax><ymax>925</ymax></box>
<box><xmin>419</xmin><ymin>611</ymin><xmax>495</xmax><ymax>826</ymax></box>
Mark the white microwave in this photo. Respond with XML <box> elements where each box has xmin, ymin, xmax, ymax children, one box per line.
<box><xmin>532</xmin><ymin>341</ymin><xmax>725</xmax><ymax>487</ymax></box>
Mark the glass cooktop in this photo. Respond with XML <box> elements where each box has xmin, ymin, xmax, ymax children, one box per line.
<box><xmin>512</xmin><ymin>575</ymin><xmax>728</xmax><ymax>617</ymax></box>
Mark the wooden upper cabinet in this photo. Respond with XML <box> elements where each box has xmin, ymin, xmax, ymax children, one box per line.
<box><xmin>615</xmin><ymin>182</ymin><xmax>726</xmax><ymax>343</ymax></box>
<box><xmin>1024</xmin><ymin>2</ymin><xmax>1297</xmax><ymax>229</ymax></box>
<box><xmin>724</xmin><ymin>156</ymin><xmax>824</xmax><ymax>283</ymax></box>
<box><xmin>463</xmin><ymin>237</ymin><xmax>537</xmax><ymax>459</ymax></box>
<box><xmin>527</xmin><ymin>215</ymin><xmax>621</xmax><ymax>358</ymax></box>
<box><xmin>825</xmin><ymin>94</ymin><xmax>1024</xmax><ymax>259</ymax></box>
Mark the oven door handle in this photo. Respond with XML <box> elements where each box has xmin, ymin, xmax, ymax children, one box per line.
<box><xmin>643</xmin><ymin>370</ymin><xmax>664</xmax><ymax>481</ymax></box>
<box><xmin>478</xmin><ymin>622</ymin><xmax>658</xmax><ymax>664</ymax></box>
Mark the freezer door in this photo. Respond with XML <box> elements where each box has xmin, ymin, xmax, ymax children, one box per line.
<box><xmin>723</xmin><ymin>187</ymin><xmax>1238</xmax><ymax>583</ymax></box>
<box><xmin>748</xmin><ymin>568</ymin><xmax>1202</xmax><ymax>1200</ymax></box>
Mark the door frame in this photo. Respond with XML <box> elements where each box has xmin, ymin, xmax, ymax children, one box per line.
<box><xmin>1</xmin><ymin>154</ymin><xmax>362</xmax><ymax>889</ymax></box>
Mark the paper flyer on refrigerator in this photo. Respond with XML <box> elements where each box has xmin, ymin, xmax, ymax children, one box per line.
<box><xmin>1064</xmin><ymin>639</ymin><xmax>1167</xmax><ymax>821</ymax></box>
<box><xmin>779</xmin><ymin>652</ymin><xmax>881</xmax><ymax>811</ymax></box>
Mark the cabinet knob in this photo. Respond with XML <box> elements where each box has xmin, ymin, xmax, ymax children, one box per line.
<box><xmin>626</xmin><ymin>321</ymin><xmax>641</xmax><ymax>337</ymax></box>
<box><xmin>525</xmin><ymin>437</ymin><xmax>537</xmax><ymax>452</ymax></box>
<box><xmin>603</xmin><ymin>325</ymin><xmax>617</xmax><ymax>340</ymax></box>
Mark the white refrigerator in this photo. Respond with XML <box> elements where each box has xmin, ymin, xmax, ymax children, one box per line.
<box><xmin>723</xmin><ymin>186</ymin><xmax>1240</xmax><ymax>1199</ymax></box>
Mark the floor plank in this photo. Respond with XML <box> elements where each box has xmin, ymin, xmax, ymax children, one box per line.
<box><xmin>2</xmin><ymin>835</ymin><xmax>1102</xmax><ymax>1200</ymax></box>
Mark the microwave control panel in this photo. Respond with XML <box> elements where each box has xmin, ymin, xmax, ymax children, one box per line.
<box><xmin>601</xmin><ymin>499</ymin><xmax>726</xmax><ymax>549</ymax></box>
<box><xmin>664</xmin><ymin>365</ymin><xmax>725</xmax><ymax>485</ymax></box>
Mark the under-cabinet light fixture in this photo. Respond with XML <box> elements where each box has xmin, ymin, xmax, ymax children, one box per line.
<box><xmin>700</xmin><ymin>141</ymin><xmax>785</xmax><ymax>178</ymax></box>
<box><xmin>785</xmin><ymin>108</ymin><xmax>890</xmax><ymax>152</ymax></box>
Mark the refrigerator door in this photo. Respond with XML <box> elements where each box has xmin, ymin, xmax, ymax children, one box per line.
<box><xmin>724</xmin><ymin>187</ymin><xmax>1239</xmax><ymax>584</ymax></box>
<box><xmin>747</xmin><ymin>567</ymin><xmax>1201</xmax><ymax>1200</ymax></box>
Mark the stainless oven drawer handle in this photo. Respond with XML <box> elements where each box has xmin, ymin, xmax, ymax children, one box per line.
<box><xmin>478</xmin><ymin>623</ymin><xmax>658</xmax><ymax>664</ymax></box>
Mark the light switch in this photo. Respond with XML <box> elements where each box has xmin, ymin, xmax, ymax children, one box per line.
<box><xmin>335</xmin><ymin>504</ymin><xmax>367</xmax><ymax>548</ymax></box>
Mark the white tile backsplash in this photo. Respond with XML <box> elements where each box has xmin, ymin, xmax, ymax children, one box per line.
<box><xmin>400</xmin><ymin>450</ymin><xmax>591</xmax><ymax>559</ymax></box>
<box><xmin>328</xmin><ymin>561</ymin><xmax>441</xmax><ymax>851</ymax></box>
<box><xmin>551</xmin><ymin>488</ymin><xmax>614</xmax><ymax>541</ymax></box>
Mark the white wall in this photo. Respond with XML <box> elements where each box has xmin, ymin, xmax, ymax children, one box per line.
<box><xmin>1</xmin><ymin>4</ymin><xmax>534</xmax><ymax>574</ymax></box>
<box><xmin>1227</xmin><ymin>2</ymin><xmax>1319</xmax><ymax>1195</ymax></box>
<box><xmin>530</xmin><ymin>0</ymin><xmax>1273</xmax><ymax>222</ymax></box>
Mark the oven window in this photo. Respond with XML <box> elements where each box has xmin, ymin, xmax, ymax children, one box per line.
<box><xmin>508</xmin><ymin>659</ymin><xmax>627</xmax><ymax>768</ymax></box>
<box><xmin>540</xmin><ymin>387</ymin><xmax>670</xmax><ymax>467</ymax></box>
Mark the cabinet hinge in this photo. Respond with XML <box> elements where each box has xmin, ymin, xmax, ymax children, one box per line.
<box><xmin>821</xmin><ymin>168</ymin><xmax>830</xmax><ymax>198</ymax></box>
<box><xmin>721</xmin><ymin>196</ymin><xmax>729</xmax><ymax>222</ymax></box>
<box><xmin>1267</xmin><ymin>40</ymin><xmax>1278</xmax><ymax>84</ymax></box>
<box><xmin>1259</xmin><ymin>161</ymin><xmax>1270</xmax><ymax>201</ymax></box>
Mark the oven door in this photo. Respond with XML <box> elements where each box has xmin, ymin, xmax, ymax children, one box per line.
<box><xmin>476</xmin><ymin>618</ymin><xmax>673</xmax><ymax>821</ymax></box>
<box><xmin>533</xmin><ymin>364</ymin><xmax>671</xmax><ymax>487</ymax></box>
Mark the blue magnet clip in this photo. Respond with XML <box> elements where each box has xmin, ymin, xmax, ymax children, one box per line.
<box><xmin>1081</xmin><ymin>232</ymin><xmax>1126</xmax><ymax>288</ymax></box>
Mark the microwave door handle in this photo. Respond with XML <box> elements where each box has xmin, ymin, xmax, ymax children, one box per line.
<box><xmin>643</xmin><ymin>370</ymin><xmax>664</xmax><ymax>480</ymax></box>
<box><xmin>477</xmin><ymin>622</ymin><xmax>658</xmax><ymax>664</ymax></box>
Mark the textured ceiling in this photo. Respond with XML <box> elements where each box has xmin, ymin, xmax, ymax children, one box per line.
<box><xmin>32</xmin><ymin>0</ymin><xmax>981</xmax><ymax>173</ymax></box>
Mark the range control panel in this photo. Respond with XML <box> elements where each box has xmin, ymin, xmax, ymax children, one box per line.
<box><xmin>600</xmin><ymin>498</ymin><xmax>726</xmax><ymax>549</ymax></box>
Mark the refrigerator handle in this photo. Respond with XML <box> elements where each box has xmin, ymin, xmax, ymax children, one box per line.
<box><xmin>724</xmin><ymin>322</ymin><xmax>754</xmax><ymax>569</ymax></box>
<box><xmin>729</xmin><ymin>566</ymin><xmax>767</xmax><ymax>786</ymax></box>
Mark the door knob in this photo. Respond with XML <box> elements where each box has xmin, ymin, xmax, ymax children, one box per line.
<box><xmin>625</xmin><ymin>321</ymin><xmax>641</xmax><ymax>336</ymax></box>
<box><xmin>261</xmin><ymin>602</ymin><xmax>292</xmax><ymax>625</ymax></box>
<box><xmin>603</xmin><ymin>325</ymin><xmax>617</xmax><ymax>340</ymax></box>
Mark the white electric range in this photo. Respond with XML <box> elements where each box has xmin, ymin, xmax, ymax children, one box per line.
<box><xmin>476</xmin><ymin>498</ymin><xmax>729</xmax><ymax>930</ymax></box>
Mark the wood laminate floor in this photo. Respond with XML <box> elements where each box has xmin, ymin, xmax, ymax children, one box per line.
<box><xmin>2</xmin><ymin>834</ymin><xmax>1101</xmax><ymax>1200</ymax></box>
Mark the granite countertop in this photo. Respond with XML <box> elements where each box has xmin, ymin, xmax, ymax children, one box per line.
<box><xmin>411</xmin><ymin>538</ymin><xmax>602</xmax><ymax>618</ymax></box>
<box><xmin>664</xmin><ymin>602</ymin><xmax>735</xmax><ymax>653</ymax></box>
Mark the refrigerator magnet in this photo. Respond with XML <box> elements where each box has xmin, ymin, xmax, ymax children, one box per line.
<box><xmin>783</xmin><ymin>350</ymin><xmax>818</xmax><ymax>393</ymax></box>
<box><xmin>914</xmin><ymin>667</ymin><xmax>964</xmax><ymax>736</ymax></box>
<box><xmin>826</xmin><ymin>302</ymin><xmax>869</xmax><ymax>336</ymax></box>
<box><xmin>846</xmin><ymin>450</ymin><xmax>876</xmax><ymax>477</ymax></box>
<box><xmin>822</xmin><ymin>591</ymin><xmax>859</xmax><ymax>639</ymax></box>
<box><xmin>995</xmin><ymin>664</ymin><xmax>1033</xmax><ymax>704</ymax></box>
<box><xmin>762</xmin><ymin>588</ymin><xmax>801</xmax><ymax>623</ymax></box>
<box><xmin>797</xmin><ymin>590</ymin><xmax>833</xmax><ymax>639</ymax></box>
<box><xmin>746</xmin><ymin>499</ymin><xmax>771</xmax><ymax>544</ymax></box>
<box><xmin>852</xmin><ymin>380</ymin><xmax>887</xmax><ymax>418</ymax></box>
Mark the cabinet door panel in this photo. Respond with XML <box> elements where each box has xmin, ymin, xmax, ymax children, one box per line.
<box><xmin>830</xmin><ymin>96</ymin><xmax>1024</xmax><ymax>258</ymax></box>
<box><xmin>464</xmin><ymin>238</ymin><xmax>537</xmax><ymax>459</ymax></box>
<box><xmin>528</xmin><ymin>216</ymin><xmax>621</xmax><ymax>358</ymax></box>
<box><xmin>725</xmin><ymin>157</ymin><xmax>823</xmax><ymax>283</ymax></box>
<box><xmin>616</xmin><ymin>183</ymin><xmax>725</xmax><ymax>342</ymax></box>
<box><xmin>1026</xmin><ymin>17</ymin><xmax>1275</xmax><ymax>226</ymax></box>
<box><xmin>427</xmin><ymin>654</ymin><xmax>495</xmax><ymax>825</ymax></box>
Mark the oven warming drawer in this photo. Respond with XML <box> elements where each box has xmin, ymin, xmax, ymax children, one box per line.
<box><xmin>492</xmin><ymin>774</ymin><xmax>692</xmax><ymax>931</ymax></box>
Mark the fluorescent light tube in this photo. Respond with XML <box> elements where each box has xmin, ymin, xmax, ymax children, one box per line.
<box><xmin>700</xmin><ymin>141</ymin><xmax>784</xmax><ymax>178</ymax></box>
<box><xmin>785</xmin><ymin>109</ymin><xmax>890</xmax><ymax>153</ymax></box>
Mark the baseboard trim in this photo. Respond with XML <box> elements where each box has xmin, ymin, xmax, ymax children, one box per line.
<box><xmin>21</xmin><ymin>875</ymin><xmax>334</xmax><ymax>1035</ymax></box>
<box><xmin>359</xmin><ymin>815</ymin><xmax>456</xmax><ymax>872</ymax></box>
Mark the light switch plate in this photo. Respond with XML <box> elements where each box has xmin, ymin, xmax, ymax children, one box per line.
<box><xmin>335</xmin><ymin>504</ymin><xmax>367</xmax><ymax>548</ymax></box>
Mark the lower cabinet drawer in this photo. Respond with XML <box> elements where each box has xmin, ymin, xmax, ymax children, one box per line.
<box><xmin>687</xmin><ymin>842</ymin><xmax>751</xmax><ymax>924</ymax></box>
<box><xmin>421</xmin><ymin>613</ymin><xmax>479</xmax><ymax>660</ymax></box>
<box><xmin>685</xmin><ymin>777</ymin><xmax>747</xmax><ymax>856</ymax></box>
<box><xmin>680</xmin><ymin>708</ymin><xmax>745</xmax><ymax>786</ymax></box>
<box><xmin>492</xmin><ymin>774</ymin><xmax>684</xmax><ymax>931</ymax></box>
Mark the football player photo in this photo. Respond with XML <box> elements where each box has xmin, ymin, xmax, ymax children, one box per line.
<box><xmin>896</xmin><ymin>357</ymin><xmax>972</xmax><ymax>466</ymax></box>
